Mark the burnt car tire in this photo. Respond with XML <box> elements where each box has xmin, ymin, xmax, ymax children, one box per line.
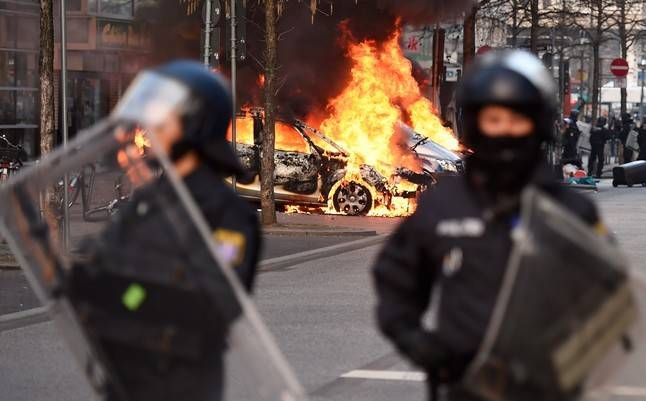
<box><xmin>333</xmin><ymin>181</ymin><xmax>373</xmax><ymax>216</ymax></box>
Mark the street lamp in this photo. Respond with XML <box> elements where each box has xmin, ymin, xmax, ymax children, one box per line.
<box><xmin>639</xmin><ymin>59</ymin><xmax>646</xmax><ymax>124</ymax></box>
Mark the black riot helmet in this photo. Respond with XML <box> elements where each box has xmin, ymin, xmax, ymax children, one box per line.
<box><xmin>596</xmin><ymin>116</ymin><xmax>607</xmax><ymax>128</ymax></box>
<box><xmin>113</xmin><ymin>60</ymin><xmax>244</xmax><ymax>176</ymax></box>
<box><xmin>458</xmin><ymin>50</ymin><xmax>557</xmax><ymax>145</ymax></box>
<box><xmin>457</xmin><ymin>50</ymin><xmax>558</xmax><ymax>194</ymax></box>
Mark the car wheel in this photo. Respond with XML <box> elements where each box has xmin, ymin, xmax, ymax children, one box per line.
<box><xmin>613</xmin><ymin>180</ymin><xmax>618</xmax><ymax>188</ymax></box>
<box><xmin>333</xmin><ymin>181</ymin><xmax>373</xmax><ymax>216</ymax></box>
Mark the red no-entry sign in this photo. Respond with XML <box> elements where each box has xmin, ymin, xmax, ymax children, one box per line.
<box><xmin>611</xmin><ymin>58</ymin><xmax>629</xmax><ymax>77</ymax></box>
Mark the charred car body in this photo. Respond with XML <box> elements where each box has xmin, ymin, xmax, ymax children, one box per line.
<box><xmin>230</xmin><ymin>111</ymin><xmax>462</xmax><ymax>216</ymax></box>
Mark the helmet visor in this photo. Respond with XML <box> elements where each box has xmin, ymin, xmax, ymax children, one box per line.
<box><xmin>112</xmin><ymin>71</ymin><xmax>191</xmax><ymax>128</ymax></box>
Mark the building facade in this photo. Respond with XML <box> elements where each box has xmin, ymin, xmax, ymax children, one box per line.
<box><xmin>0</xmin><ymin>0</ymin><xmax>149</xmax><ymax>157</ymax></box>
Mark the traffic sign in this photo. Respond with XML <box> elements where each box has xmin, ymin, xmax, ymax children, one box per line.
<box><xmin>610</xmin><ymin>58</ymin><xmax>629</xmax><ymax>77</ymax></box>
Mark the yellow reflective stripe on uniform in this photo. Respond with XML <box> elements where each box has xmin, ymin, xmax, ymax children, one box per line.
<box><xmin>213</xmin><ymin>229</ymin><xmax>246</xmax><ymax>267</ymax></box>
<box><xmin>594</xmin><ymin>222</ymin><xmax>609</xmax><ymax>237</ymax></box>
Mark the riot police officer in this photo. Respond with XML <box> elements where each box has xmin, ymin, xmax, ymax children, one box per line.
<box><xmin>70</xmin><ymin>61</ymin><xmax>260</xmax><ymax>401</ymax></box>
<box><xmin>588</xmin><ymin>116</ymin><xmax>609</xmax><ymax>178</ymax></box>
<box><xmin>372</xmin><ymin>51</ymin><xmax>605</xmax><ymax>401</ymax></box>
<box><xmin>562</xmin><ymin>110</ymin><xmax>581</xmax><ymax>165</ymax></box>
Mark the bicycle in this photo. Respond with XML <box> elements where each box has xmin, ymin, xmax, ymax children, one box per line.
<box><xmin>0</xmin><ymin>135</ymin><xmax>26</xmax><ymax>182</ymax></box>
<box><xmin>55</xmin><ymin>163</ymin><xmax>132</xmax><ymax>222</ymax></box>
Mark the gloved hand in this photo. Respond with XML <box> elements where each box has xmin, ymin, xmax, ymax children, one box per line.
<box><xmin>397</xmin><ymin>330</ymin><xmax>473</xmax><ymax>383</ymax></box>
<box><xmin>397</xmin><ymin>330</ymin><xmax>451</xmax><ymax>372</ymax></box>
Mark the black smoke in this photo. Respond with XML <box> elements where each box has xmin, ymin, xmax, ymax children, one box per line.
<box><xmin>240</xmin><ymin>0</ymin><xmax>475</xmax><ymax>118</ymax></box>
<box><xmin>136</xmin><ymin>0</ymin><xmax>476</xmax><ymax>117</ymax></box>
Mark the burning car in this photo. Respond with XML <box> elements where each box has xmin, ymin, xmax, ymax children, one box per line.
<box><xmin>403</xmin><ymin>124</ymin><xmax>464</xmax><ymax>176</ymax></box>
<box><xmin>228</xmin><ymin>111</ymin><xmax>461</xmax><ymax>216</ymax></box>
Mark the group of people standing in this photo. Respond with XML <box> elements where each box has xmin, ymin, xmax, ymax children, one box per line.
<box><xmin>562</xmin><ymin>111</ymin><xmax>646</xmax><ymax>178</ymax></box>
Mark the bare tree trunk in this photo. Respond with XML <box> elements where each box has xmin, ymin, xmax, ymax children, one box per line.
<box><xmin>40</xmin><ymin>0</ymin><xmax>55</xmax><ymax>158</ymax></box>
<box><xmin>39</xmin><ymin>0</ymin><xmax>60</xmax><ymax>228</ymax></box>
<box><xmin>591</xmin><ymin>42</ymin><xmax>600</xmax><ymax>123</ymax></box>
<box><xmin>510</xmin><ymin>1</ymin><xmax>519</xmax><ymax>48</ymax></box>
<box><xmin>463</xmin><ymin>6</ymin><xmax>476</xmax><ymax>68</ymax></box>
<box><xmin>530</xmin><ymin>0</ymin><xmax>539</xmax><ymax>54</ymax></box>
<box><xmin>261</xmin><ymin>0</ymin><xmax>277</xmax><ymax>225</ymax></box>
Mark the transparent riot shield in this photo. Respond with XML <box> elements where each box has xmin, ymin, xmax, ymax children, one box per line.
<box><xmin>463</xmin><ymin>187</ymin><xmax>639</xmax><ymax>401</ymax></box>
<box><xmin>0</xmin><ymin>118</ymin><xmax>307</xmax><ymax>401</ymax></box>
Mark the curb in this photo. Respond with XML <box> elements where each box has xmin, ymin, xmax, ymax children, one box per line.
<box><xmin>0</xmin><ymin>235</ymin><xmax>389</xmax><ymax>329</ymax></box>
<box><xmin>263</xmin><ymin>228</ymin><xmax>378</xmax><ymax>237</ymax></box>
<box><xmin>0</xmin><ymin>263</ymin><xmax>20</xmax><ymax>271</ymax></box>
<box><xmin>0</xmin><ymin>306</ymin><xmax>49</xmax><ymax>333</ymax></box>
<box><xmin>259</xmin><ymin>234</ymin><xmax>387</xmax><ymax>272</ymax></box>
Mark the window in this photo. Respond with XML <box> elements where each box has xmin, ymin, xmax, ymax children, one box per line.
<box><xmin>89</xmin><ymin>0</ymin><xmax>133</xmax><ymax>18</ymax></box>
<box><xmin>0</xmin><ymin>52</ymin><xmax>38</xmax><ymax>87</ymax></box>
<box><xmin>227</xmin><ymin>119</ymin><xmax>311</xmax><ymax>154</ymax></box>
<box><xmin>0</xmin><ymin>90</ymin><xmax>38</xmax><ymax>125</ymax></box>
<box><xmin>275</xmin><ymin>122</ymin><xmax>309</xmax><ymax>153</ymax></box>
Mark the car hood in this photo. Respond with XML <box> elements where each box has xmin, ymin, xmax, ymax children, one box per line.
<box><xmin>399</xmin><ymin>124</ymin><xmax>462</xmax><ymax>162</ymax></box>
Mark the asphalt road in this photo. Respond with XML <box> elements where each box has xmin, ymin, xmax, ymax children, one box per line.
<box><xmin>2</xmin><ymin>180</ymin><xmax>646</xmax><ymax>401</ymax></box>
<box><xmin>0</xmin><ymin>233</ymin><xmax>363</xmax><ymax>316</ymax></box>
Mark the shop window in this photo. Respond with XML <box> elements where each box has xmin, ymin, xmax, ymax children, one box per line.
<box><xmin>86</xmin><ymin>0</ymin><xmax>132</xmax><ymax>17</ymax></box>
<box><xmin>0</xmin><ymin>90</ymin><xmax>37</xmax><ymax>125</ymax></box>
<box><xmin>99</xmin><ymin>0</ymin><xmax>132</xmax><ymax>17</ymax></box>
<box><xmin>0</xmin><ymin>90</ymin><xmax>16</xmax><ymax>124</ymax></box>
<box><xmin>0</xmin><ymin>52</ymin><xmax>39</xmax><ymax>87</ymax></box>
<box><xmin>15</xmin><ymin>90</ymin><xmax>37</xmax><ymax>124</ymax></box>
<box><xmin>97</xmin><ymin>20</ymin><xmax>129</xmax><ymax>48</ymax></box>
<box><xmin>0</xmin><ymin>52</ymin><xmax>15</xmax><ymax>86</ymax></box>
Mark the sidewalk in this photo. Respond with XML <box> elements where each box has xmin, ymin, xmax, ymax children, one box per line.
<box><xmin>0</xmin><ymin>242</ymin><xmax>18</xmax><ymax>269</ymax></box>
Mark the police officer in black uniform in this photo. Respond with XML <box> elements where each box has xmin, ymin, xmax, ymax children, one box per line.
<box><xmin>372</xmin><ymin>51</ymin><xmax>605</xmax><ymax>401</ymax></box>
<box><xmin>562</xmin><ymin>110</ymin><xmax>581</xmax><ymax>165</ymax></box>
<box><xmin>638</xmin><ymin>117</ymin><xmax>646</xmax><ymax>161</ymax></box>
<box><xmin>588</xmin><ymin>116</ymin><xmax>608</xmax><ymax>178</ymax></box>
<box><xmin>70</xmin><ymin>61</ymin><xmax>260</xmax><ymax>401</ymax></box>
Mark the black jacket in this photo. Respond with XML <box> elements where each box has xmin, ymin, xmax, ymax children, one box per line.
<box><xmin>373</xmin><ymin>169</ymin><xmax>600</xmax><ymax>381</ymax></box>
<box><xmin>590</xmin><ymin>126</ymin><xmax>609</xmax><ymax>147</ymax></box>
<box><xmin>72</xmin><ymin>165</ymin><xmax>261</xmax><ymax>401</ymax></box>
<box><xmin>562</xmin><ymin>123</ymin><xmax>580</xmax><ymax>157</ymax></box>
<box><xmin>638</xmin><ymin>127</ymin><xmax>646</xmax><ymax>150</ymax></box>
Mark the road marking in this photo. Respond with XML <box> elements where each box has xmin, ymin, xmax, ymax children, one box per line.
<box><xmin>341</xmin><ymin>369</ymin><xmax>426</xmax><ymax>382</ymax></box>
<box><xmin>609</xmin><ymin>386</ymin><xmax>646</xmax><ymax>396</ymax></box>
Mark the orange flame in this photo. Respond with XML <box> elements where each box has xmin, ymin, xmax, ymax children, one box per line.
<box><xmin>233</xmin><ymin>26</ymin><xmax>459</xmax><ymax>217</ymax></box>
<box><xmin>226</xmin><ymin>116</ymin><xmax>310</xmax><ymax>153</ymax></box>
<box><xmin>133</xmin><ymin>128</ymin><xmax>151</xmax><ymax>155</ymax></box>
<box><xmin>318</xmin><ymin>25</ymin><xmax>457</xmax><ymax>216</ymax></box>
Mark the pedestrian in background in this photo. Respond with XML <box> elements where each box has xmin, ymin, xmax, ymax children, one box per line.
<box><xmin>588</xmin><ymin>116</ymin><xmax>609</xmax><ymax>178</ymax></box>
<box><xmin>621</xmin><ymin>113</ymin><xmax>635</xmax><ymax>163</ymax></box>
<box><xmin>562</xmin><ymin>110</ymin><xmax>580</xmax><ymax>166</ymax></box>
<box><xmin>638</xmin><ymin>117</ymin><xmax>646</xmax><ymax>161</ymax></box>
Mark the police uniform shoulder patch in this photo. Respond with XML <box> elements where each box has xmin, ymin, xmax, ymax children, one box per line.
<box><xmin>213</xmin><ymin>229</ymin><xmax>246</xmax><ymax>267</ymax></box>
